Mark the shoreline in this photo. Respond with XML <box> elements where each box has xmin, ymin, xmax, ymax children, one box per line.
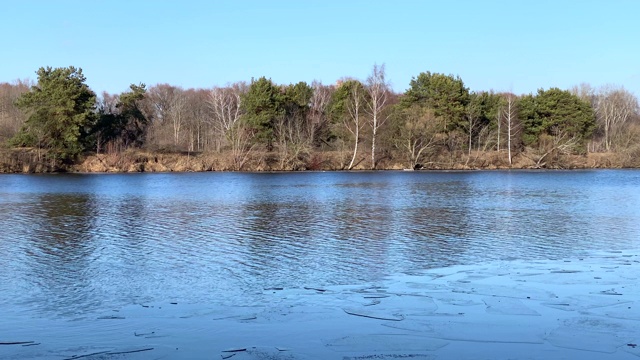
<box><xmin>1</xmin><ymin>148</ymin><xmax>638</xmax><ymax>174</ymax></box>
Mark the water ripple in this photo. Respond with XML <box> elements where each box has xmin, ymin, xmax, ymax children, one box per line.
<box><xmin>0</xmin><ymin>170</ymin><xmax>639</xmax><ymax>318</ymax></box>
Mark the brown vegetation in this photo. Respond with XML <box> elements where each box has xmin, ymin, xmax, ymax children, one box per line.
<box><xmin>1</xmin><ymin>147</ymin><xmax>635</xmax><ymax>174</ymax></box>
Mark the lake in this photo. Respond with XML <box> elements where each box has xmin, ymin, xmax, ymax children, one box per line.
<box><xmin>1</xmin><ymin>170</ymin><xmax>639</xmax><ymax>359</ymax></box>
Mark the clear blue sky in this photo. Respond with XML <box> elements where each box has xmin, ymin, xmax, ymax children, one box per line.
<box><xmin>2</xmin><ymin>0</ymin><xmax>638</xmax><ymax>96</ymax></box>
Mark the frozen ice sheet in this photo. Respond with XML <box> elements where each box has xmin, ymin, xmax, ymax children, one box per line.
<box><xmin>542</xmin><ymin>295</ymin><xmax>633</xmax><ymax>312</ymax></box>
<box><xmin>3</xmin><ymin>250</ymin><xmax>640</xmax><ymax>360</ymax></box>
<box><xmin>343</xmin><ymin>355</ymin><xmax>436</xmax><ymax>360</ymax></box>
<box><xmin>451</xmin><ymin>282</ymin><xmax>556</xmax><ymax>301</ymax></box>
<box><xmin>547</xmin><ymin>327</ymin><xmax>625</xmax><ymax>353</ymax></box>
<box><xmin>426</xmin><ymin>318</ymin><xmax>545</xmax><ymax>344</ymax></box>
<box><xmin>219</xmin><ymin>347</ymin><xmax>307</xmax><ymax>360</ymax></box>
<box><xmin>584</xmin><ymin>302</ymin><xmax>640</xmax><ymax>321</ymax></box>
<box><xmin>483</xmin><ymin>296</ymin><xmax>541</xmax><ymax>316</ymax></box>
<box><xmin>342</xmin><ymin>308</ymin><xmax>404</xmax><ymax>321</ymax></box>
<box><xmin>324</xmin><ymin>334</ymin><xmax>448</xmax><ymax>352</ymax></box>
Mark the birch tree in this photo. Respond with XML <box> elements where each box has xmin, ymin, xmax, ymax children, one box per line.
<box><xmin>464</xmin><ymin>97</ymin><xmax>480</xmax><ymax>164</ymax></box>
<box><xmin>208</xmin><ymin>82</ymin><xmax>256</xmax><ymax>169</ymax></box>
<box><xmin>346</xmin><ymin>82</ymin><xmax>366</xmax><ymax>170</ymax></box>
<box><xmin>496</xmin><ymin>105</ymin><xmax>502</xmax><ymax>152</ymax></box>
<box><xmin>209</xmin><ymin>83</ymin><xmax>245</xmax><ymax>150</ymax></box>
<box><xmin>366</xmin><ymin>64</ymin><xmax>390</xmax><ymax>169</ymax></box>
<box><xmin>328</xmin><ymin>80</ymin><xmax>367</xmax><ymax>170</ymax></box>
<box><xmin>502</xmin><ymin>93</ymin><xmax>520</xmax><ymax>166</ymax></box>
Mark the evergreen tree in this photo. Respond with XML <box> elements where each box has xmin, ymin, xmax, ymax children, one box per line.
<box><xmin>519</xmin><ymin>88</ymin><xmax>595</xmax><ymax>147</ymax></box>
<box><xmin>402</xmin><ymin>71</ymin><xmax>470</xmax><ymax>132</ymax></box>
<box><xmin>91</xmin><ymin>84</ymin><xmax>148</xmax><ymax>151</ymax></box>
<box><xmin>11</xmin><ymin>66</ymin><xmax>96</xmax><ymax>160</ymax></box>
<box><xmin>241</xmin><ymin>77</ymin><xmax>283</xmax><ymax>148</ymax></box>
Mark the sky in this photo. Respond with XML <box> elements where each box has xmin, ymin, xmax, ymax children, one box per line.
<box><xmin>1</xmin><ymin>0</ymin><xmax>639</xmax><ymax>96</ymax></box>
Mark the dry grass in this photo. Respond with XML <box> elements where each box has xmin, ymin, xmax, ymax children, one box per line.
<box><xmin>1</xmin><ymin>147</ymin><xmax>638</xmax><ymax>173</ymax></box>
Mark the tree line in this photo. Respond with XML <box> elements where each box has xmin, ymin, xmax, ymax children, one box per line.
<box><xmin>1</xmin><ymin>65</ymin><xmax>639</xmax><ymax>170</ymax></box>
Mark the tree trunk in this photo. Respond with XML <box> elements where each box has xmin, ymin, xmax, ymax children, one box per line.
<box><xmin>371</xmin><ymin>126</ymin><xmax>376</xmax><ymax>169</ymax></box>
<box><xmin>348</xmin><ymin>126</ymin><xmax>359</xmax><ymax>170</ymax></box>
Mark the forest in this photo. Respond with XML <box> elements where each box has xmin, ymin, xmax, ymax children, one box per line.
<box><xmin>1</xmin><ymin>65</ymin><xmax>639</xmax><ymax>172</ymax></box>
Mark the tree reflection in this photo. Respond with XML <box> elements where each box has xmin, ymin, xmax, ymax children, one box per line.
<box><xmin>24</xmin><ymin>193</ymin><xmax>100</xmax><ymax>316</ymax></box>
<box><xmin>401</xmin><ymin>180</ymin><xmax>473</xmax><ymax>269</ymax></box>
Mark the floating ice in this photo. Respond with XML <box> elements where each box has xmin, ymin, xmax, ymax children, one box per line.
<box><xmin>451</xmin><ymin>282</ymin><xmax>556</xmax><ymax>301</ymax></box>
<box><xmin>220</xmin><ymin>346</ymin><xmax>307</xmax><ymax>359</ymax></box>
<box><xmin>342</xmin><ymin>308</ymin><xmax>404</xmax><ymax>321</ymax></box>
<box><xmin>431</xmin><ymin>294</ymin><xmax>483</xmax><ymax>307</ymax></box>
<box><xmin>586</xmin><ymin>302</ymin><xmax>640</xmax><ymax>320</ymax></box>
<box><xmin>483</xmin><ymin>296</ymin><xmax>541</xmax><ymax>316</ymax></box>
<box><xmin>380</xmin><ymin>319</ymin><xmax>434</xmax><ymax>333</ymax></box>
<box><xmin>343</xmin><ymin>354</ymin><xmax>436</xmax><ymax>360</ymax></box>
<box><xmin>542</xmin><ymin>295</ymin><xmax>632</xmax><ymax>312</ymax></box>
<box><xmin>546</xmin><ymin>327</ymin><xmax>624</xmax><ymax>353</ymax></box>
<box><xmin>324</xmin><ymin>334</ymin><xmax>448</xmax><ymax>352</ymax></box>
<box><xmin>423</xmin><ymin>318</ymin><xmax>545</xmax><ymax>344</ymax></box>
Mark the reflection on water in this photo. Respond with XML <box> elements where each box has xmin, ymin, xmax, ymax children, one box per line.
<box><xmin>1</xmin><ymin>170</ymin><xmax>639</xmax><ymax>318</ymax></box>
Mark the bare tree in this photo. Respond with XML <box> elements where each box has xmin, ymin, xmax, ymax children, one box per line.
<box><xmin>617</xmin><ymin>121</ymin><xmax>640</xmax><ymax>152</ymax></box>
<box><xmin>208</xmin><ymin>83</ymin><xmax>257</xmax><ymax>169</ymax></box>
<box><xmin>476</xmin><ymin>124</ymin><xmax>496</xmax><ymax>153</ymax></box>
<box><xmin>345</xmin><ymin>83</ymin><xmax>365</xmax><ymax>170</ymax></box>
<box><xmin>145</xmin><ymin>84</ymin><xmax>181</xmax><ymax>149</ymax></box>
<box><xmin>366</xmin><ymin>64</ymin><xmax>390</xmax><ymax>169</ymax></box>
<box><xmin>94</xmin><ymin>91</ymin><xmax>120</xmax><ymax>154</ymax></box>
<box><xmin>308</xmin><ymin>80</ymin><xmax>333</xmax><ymax>146</ymax></box>
<box><xmin>502</xmin><ymin>93</ymin><xmax>520</xmax><ymax>166</ymax></box>
<box><xmin>183</xmin><ymin>89</ymin><xmax>210</xmax><ymax>152</ymax></box>
<box><xmin>496</xmin><ymin>105</ymin><xmax>502</xmax><ymax>152</ymax></box>
<box><xmin>397</xmin><ymin>105</ymin><xmax>440</xmax><ymax>169</ymax></box>
<box><xmin>464</xmin><ymin>101</ymin><xmax>480</xmax><ymax>165</ymax></box>
<box><xmin>594</xmin><ymin>85</ymin><xmax>639</xmax><ymax>151</ymax></box>
<box><xmin>570</xmin><ymin>83</ymin><xmax>596</xmax><ymax>103</ymax></box>
<box><xmin>0</xmin><ymin>80</ymin><xmax>31</xmax><ymax>143</ymax></box>
<box><xmin>274</xmin><ymin>111</ymin><xmax>312</xmax><ymax>170</ymax></box>
<box><xmin>227</xmin><ymin>122</ymin><xmax>256</xmax><ymax>171</ymax></box>
<box><xmin>146</xmin><ymin>84</ymin><xmax>174</xmax><ymax>124</ymax></box>
<box><xmin>169</xmin><ymin>88</ymin><xmax>186</xmax><ymax>148</ymax></box>
<box><xmin>208</xmin><ymin>83</ymin><xmax>246</xmax><ymax>151</ymax></box>
<box><xmin>535</xmin><ymin>129</ymin><xmax>580</xmax><ymax>168</ymax></box>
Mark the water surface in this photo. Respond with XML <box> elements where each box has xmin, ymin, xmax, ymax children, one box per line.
<box><xmin>1</xmin><ymin>170</ymin><xmax>639</xmax><ymax>319</ymax></box>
